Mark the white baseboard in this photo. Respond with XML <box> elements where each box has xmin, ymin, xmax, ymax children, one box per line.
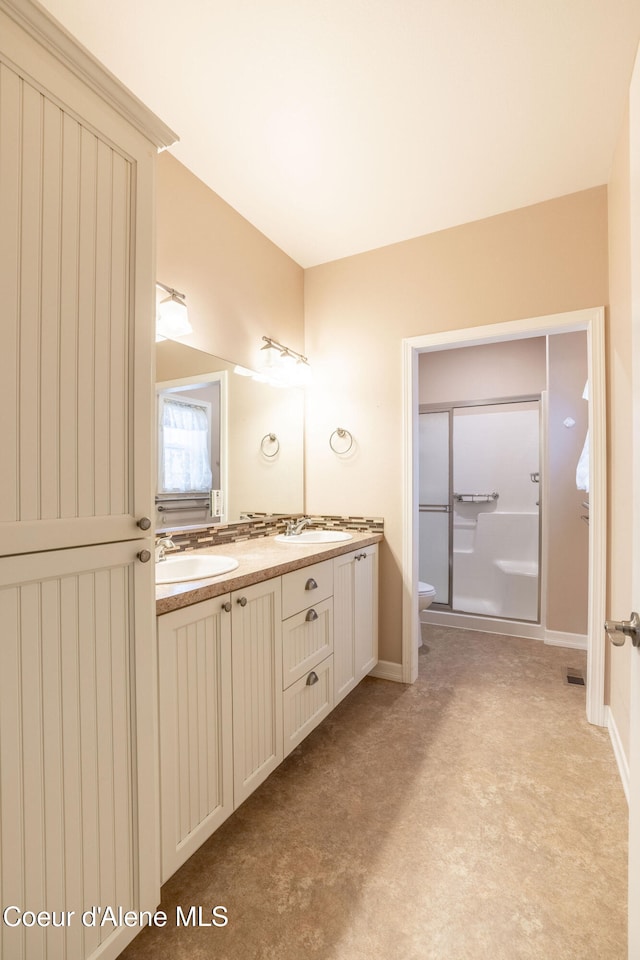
<box><xmin>606</xmin><ymin>706</ymin><xmax>630</xmax><ymax>804</ymax></box>
<box><xmin>420</xmin><ymin>611</ymin><xmax>588</xmax><ymax>650</ymax></box>
<box><xmin>544</xmin><ymin>630</ymin><xmax>588</xmax><ymax>650</ymax></box>
<box><xmin>369</xmin><ymin>659</ymin><xmax>404</xmax><ymax>682</ymax></box>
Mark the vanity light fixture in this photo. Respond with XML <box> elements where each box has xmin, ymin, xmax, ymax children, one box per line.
<box><xmin>260</xmin><ymin>336</ymin><xmax>311</xmax><ymax>387</ymax></box>
<box><xmin>156</xmin><ymin>282</ymin><xmax>193</xmax><ymax>341</ymax></box>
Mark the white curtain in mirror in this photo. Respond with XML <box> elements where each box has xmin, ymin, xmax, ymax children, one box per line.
<box><xmin>159</xmin><ymin>395</ymin><xmax>213</xmax><ymax>493</ymax></box>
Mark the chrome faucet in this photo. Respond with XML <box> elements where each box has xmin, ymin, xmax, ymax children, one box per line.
<box><xmin>284</xmin><ymin>517</ymin><xmax>313</xmax><ymax>537</ymax></box>
<box><xmin>155</xmin><ymin>536</ymin><xmax>176</xmax><ymax>562</ymax></box>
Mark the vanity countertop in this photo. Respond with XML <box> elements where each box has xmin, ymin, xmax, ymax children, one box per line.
<box><xmin>156</xmin><ymin>530</ymin><xmax>383</xmax><ymax>615</ymax></box>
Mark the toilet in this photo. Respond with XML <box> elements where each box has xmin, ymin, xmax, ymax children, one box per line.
<box><xmin>418</xmin><ymin>581</ymin><xmax>436</xmax><ymax>615</ymax></box>
<box><xmin>418</xmin><ymin>581</ymin><xmax>436</xmax><ymax>647</ymax></box>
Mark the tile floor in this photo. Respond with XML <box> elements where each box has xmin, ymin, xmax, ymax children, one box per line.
<box><xmin>121</xmin><ymin>625</ymin><xmax>627</xmax><ymax>959</ymax></box>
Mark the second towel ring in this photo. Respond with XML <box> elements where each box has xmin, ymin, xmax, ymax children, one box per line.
<box><xmin>261</xmin><ymin>433</ymin><xmax>280</xmax><ymax>458</ymax></box>
<box><xmin>329</xmin><ymin>428</ymin><xmax>353</xmax><ymax>454</ymax></box>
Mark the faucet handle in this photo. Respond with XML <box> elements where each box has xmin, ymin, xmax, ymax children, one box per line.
<box><xmin>155</xmin><ymin>536</ymin><xmax>176</xmax><ymax>562</ymax></box>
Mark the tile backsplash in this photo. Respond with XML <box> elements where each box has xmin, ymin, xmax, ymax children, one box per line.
<box><xmin>162</xmin><ymin>514</ymin><xmax>384</xmax><ymax>553</ymax></box>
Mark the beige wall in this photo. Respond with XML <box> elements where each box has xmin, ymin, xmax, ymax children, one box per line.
<box><xmin>156</xmin><ymin>153</ymin><xmax>304</xmax><ymax>371</ymax></box>
<box><xmin>607</xmin><ymin>104</ymin><xmax>633</xmax><ymax>759</ymax></box>
<box><xmin>546</xmin><ymin>332</ymin><xmax>589</xmax><ymax>635</ymax></box>
<box><xmin>418</xmin><ymin>338</ymin><xmax>547</xmax><ymax>404</ymax></box>
<box><xmin>304</xmin><ymin>188</ymin><xmax>608</xmax><ymax>664</ymax></box>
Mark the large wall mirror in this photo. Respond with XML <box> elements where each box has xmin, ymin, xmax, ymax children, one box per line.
<box><xmin>156</xmin><ymin>340</ymin><xmax>304</xmax><ymax>530</ymax></box>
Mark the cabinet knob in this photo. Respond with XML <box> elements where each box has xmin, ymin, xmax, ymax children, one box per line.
<box><xmin>137</xmin><ymin>549</ymin><xmax>151</xmax><ymax>563</ymax></box>
<box><xmin>222</xmin><ymin>601</ymin><xmax>231</xmax><ymax>612</ymax></box>
<box><xmin>306</xmin><ymin>671</ymin><xmax>319</xmax><ymax>686</ymax></box>
<box><xmin>305</xmin><ymin>608</ymin><xmax>319</xmax><ymax>622</ymax></box>
<box><xmin>137</xmin><ymin>517</ymin><xmax>151</xmax><ymax>530</ymax></box>
<box><xmin>305</xmin><ymin>578</ymin><xmax>318</xmax><ymax>591</ymax></box>
<box><xmin>237</xmin><ymin>596</ymin><xmax>248</xmax><ymax>607</ymax></box>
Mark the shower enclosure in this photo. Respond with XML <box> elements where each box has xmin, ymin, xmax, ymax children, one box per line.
<box><xmin>418</xmin><ymin>397</ymin><xmax>541</xmax><ymax>622</ymax></box>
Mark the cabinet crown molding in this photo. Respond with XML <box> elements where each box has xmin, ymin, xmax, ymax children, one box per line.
<box><xmin>0</xmin><ymin>0</ymin><xmax>178</xmax><ymax>148</ymax></box>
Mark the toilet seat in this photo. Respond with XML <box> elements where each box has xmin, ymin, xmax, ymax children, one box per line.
<box><xmin>418</xmin><ymin>581</ymin><xmax>436</xmax><ymax>598</ymax></box>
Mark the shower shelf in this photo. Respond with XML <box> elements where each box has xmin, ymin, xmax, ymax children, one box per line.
<box><xmin>453</xmin><ymin>492</ymin><xmax>499</xmax><ymax>503</ymax></box>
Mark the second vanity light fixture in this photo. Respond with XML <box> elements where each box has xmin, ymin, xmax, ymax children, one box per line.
<box><xmin>260</xmin><ymin>336</ymin><xmax>311</xmax><ymax>387</ymax></box>
<box><xmin>155</xmin><ymin>282</ymin><xmax>193</xmax><ymax>341</ymax></box>
<box><xmin>234</xmin><ymin>336</ymin><xmax>312</xmax><ymax>388</ymax></box>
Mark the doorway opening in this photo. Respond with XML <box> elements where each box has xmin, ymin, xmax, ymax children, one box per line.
<box><xmin>401</xmin><ymin>307</ymin><xmax>606</xmax><ymax>726</ymax></box>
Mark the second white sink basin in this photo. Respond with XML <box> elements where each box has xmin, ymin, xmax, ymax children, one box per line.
<box><xmin>156</xmin><ymin>554</ymin><xmax>239</xmax><ymax>584</ymax></box>
<box><xmin>275</xmin><ymin>530</ymin><xmax>353</xmax><ymax>544</ymax></box>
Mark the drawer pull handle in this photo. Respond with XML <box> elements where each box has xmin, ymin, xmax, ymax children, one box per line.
<box><xmin>305</xmin><ymin>578</ymin><xmax>318</xmax><ymax>590</ymax></box>
<box><xmin>306</xmin><ymin>671</ymin><xmax>319</xmax><ymax>686</ymax></box>
<box><xmin>237</xmin><ymin>596</ymin><xmax>248</xmax><ymax>607</ymax></box>
<box><xmin>305</xmin><ymin>608</ymin><xmax>319</xmax><ymax>622</ymax></box>
<box><xmin>356</xmin><ymin>552</ymin><xmax>366</xmax><ymax>560</ymax></box>
<box><xmin>222</xmin><ymin>601</ymin><xmax>231</xmax><ymax>612</ymax></box>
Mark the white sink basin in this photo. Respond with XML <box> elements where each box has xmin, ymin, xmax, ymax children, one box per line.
<box><xmin>275</xmin><ymin>530</ymin><xmax>353</xmax><ymax>544</ymax></box>
<box><xmin>156</xmin><ymin>554</ymin><xmax>239</xmax><ymax>584</ymax></box>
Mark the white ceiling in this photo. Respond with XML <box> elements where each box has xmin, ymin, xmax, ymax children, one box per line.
<box><xmin>40</xmin><ymin>0</ymin><xmax>640</xmax><ymax>267</ymax></box>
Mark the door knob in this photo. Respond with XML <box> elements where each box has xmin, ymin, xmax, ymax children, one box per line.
<box><xmin>604</xmin><ymin>612</ymin><xmax>640</xmax><ymax>647</ymax></box>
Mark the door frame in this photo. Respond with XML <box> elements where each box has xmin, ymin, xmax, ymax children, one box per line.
<box><xmin>401</xmin><ymin>306</ymin><xmax>606</xmax><ymax>726</ymax></box>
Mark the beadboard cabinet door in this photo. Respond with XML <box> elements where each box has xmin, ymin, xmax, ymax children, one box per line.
<box><xmin>158</xmin><ymin>598</ymin><xmax>234</xmax><ymax>883</ymax></box>
<box><xmin>334</xmin><ymin>544</ymin><xmax>379</xmax><ymax>704</ymax></box>
<box><xmin>231</xmin><ymin>578</ymin><xmax>283</xmax><ymax>808</ymax></box>
<box><xmin>0</xmin><ymin>543</ymin><xmax>156</xmax><ymax>960</ymax></box>
<box><xmin>0</xmin><ymin>0</ymin><xmax>173</xmax><ymax>558</ymax></box>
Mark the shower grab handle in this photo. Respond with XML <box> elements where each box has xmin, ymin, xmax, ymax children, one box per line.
<box><xmin>419</xmin><ymin>504</ymin><xmax>451</xmax><ymax>512</ymax></box>
<box><xmin>453</xmin><ymin>492</ymin><xmax>499</xmax><ymax>503</ymax></box>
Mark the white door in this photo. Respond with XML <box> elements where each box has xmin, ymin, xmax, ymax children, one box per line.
<box><xmin>231</xmin><ymin>578</ymin><xmax>283</xmax><ymax>807</ymax></box>
<box><xmin>627</xmin><ymin>44</ymin><xmax>640</xmax><ymax>959</ymax></box>
<box><xmin>0</xmin><ymin>543</ymin><xmax>156</xmax><ymax>960</ymax></box>
<box><xmin>0</xmin><ymin>4</ymin><xmax>170</xmax><ymax>559</ymax></box>
<box><xmin>158</xmin><ymin>597</ymin><xmax>234</xmax><ymax>882</ymax></box>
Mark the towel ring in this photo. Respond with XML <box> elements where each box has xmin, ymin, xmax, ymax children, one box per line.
<box><xmin>329</xmin><ymin>428</ymin><xmax>353</xmax><ymax>454</ymax></box>
<box><xmin>261</xmin><ymin>433</ymin><xmax>280</xmax><ymax>458</ymax></box>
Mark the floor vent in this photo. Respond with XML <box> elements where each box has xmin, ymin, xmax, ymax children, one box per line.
<box><xmin>566</xmin><ymin>667</ymin><xmax>585</xmax><ymax>686</ymax></box>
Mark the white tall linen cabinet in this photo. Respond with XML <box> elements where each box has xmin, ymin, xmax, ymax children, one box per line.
<box><xmin>0</xmin><ymin>3</ymin><xmax>176</xmax><ymax>959</ymax></box>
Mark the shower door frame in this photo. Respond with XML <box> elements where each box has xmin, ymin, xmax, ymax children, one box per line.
<box><xmin>402</xmin><ymin>307</ymin><xmax>607</xmax><ymax>728</ymax></box>
<box><xmin>419</xmin><ymin>394</ymin><xmax>542</xmax><ymax>621</ymax></box>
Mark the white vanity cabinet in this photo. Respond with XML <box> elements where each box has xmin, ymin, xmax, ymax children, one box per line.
<box><xmin>157</xmin><ymin>596</ymin><xmax>234</xmax><ymax>883</ymax></box>
<box><xmin>231</xmin><ymin>578</ymin><xmax>284</xmax><ymax>807</ymax></box>
<box><xmin>333</xmin><ymin>544</ymin><xmax>379</xmax><ymax>705</ymax></box>
<box><xmin>157</xmin><ymin>539</ymin><xmax>379</xmax><ymax>882</ymax></box>
<box><xmin>281</xmin><ymin>560</ymin><xmax>335</xmax><ymax>756</ymax></box>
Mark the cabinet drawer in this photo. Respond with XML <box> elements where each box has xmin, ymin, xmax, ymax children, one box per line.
<box><xmin>282</xmin><ymin>598</ymin><xmax>333</xmax><ymax>688</ymax></box>
<box><xmin>281</xmin><ymin>559</ymin><xmax>333</xmax><ymax>619</ymax></box>
<box><xmin>283</xmin><ymin>656</ymin><xmax>334</xmax><ymax>757</ymax></box>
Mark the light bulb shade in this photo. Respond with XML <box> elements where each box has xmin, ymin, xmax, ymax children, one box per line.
<box><xmin>258</xmin><ymin>336</ymin><xmax>311</xmax><ymax>387</ymax></box>
<box><xmin>156</xmin><ymin>294</ymin><xmax>192</xmax><ymax>340</ymax></box>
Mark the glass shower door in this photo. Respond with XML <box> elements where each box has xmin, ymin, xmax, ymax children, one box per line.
<box><xmin>418</xmin><ymin>411</ymin><xmax>450</xmax><ymax>606</ymax></box>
